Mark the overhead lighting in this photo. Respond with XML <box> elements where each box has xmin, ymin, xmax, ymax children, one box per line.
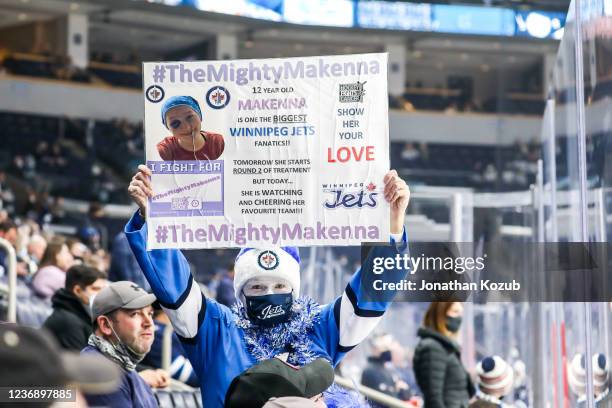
<box><xmin>18</xmin><ymin>13</ymin><xmax>28</xmax><ymax>21</ymax></box>
<box><xmin>70</xmin><ymin>2</ymin><xmax>79</xmax><ymax>11</ymax></box>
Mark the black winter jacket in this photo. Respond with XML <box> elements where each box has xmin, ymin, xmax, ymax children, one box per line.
<box><xmin>43</xmin><ymin>288</ymin><xmax>92</xmax><ymax>351</ymax></box>
<box><xmin>413</xmin><ymin>327</ymin><xmax>475</xmax><ymax>408</ymax></box>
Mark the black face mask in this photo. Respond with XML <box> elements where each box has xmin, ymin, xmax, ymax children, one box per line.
<box><xmin>243</xmin><ymin>291</ymin><xmax>293</xmax><ymax>327</ymax></box>
<box><xmin>380</xmin><ymin>350</ymin><xmax>392</xmax><ymax>362</ymax></box>
<box><xmin>445</xmin><ymin>316</ymin><xmax>462</xmax><ymax>333</ymax></box>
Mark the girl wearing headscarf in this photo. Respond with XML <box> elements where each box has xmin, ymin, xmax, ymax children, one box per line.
<box><xmin>156</xmin><ymin>95</ymin><xmax>225</xmax><ymax>161</ymax></box>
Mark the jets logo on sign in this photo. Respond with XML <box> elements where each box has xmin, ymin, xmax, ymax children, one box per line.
<box><xmin>206</xmin><ymin>86</ymin><xmax>230</xmax><ymax>109</ymax></box>
<box><xmin>258</xmin><ymin>250</ymin><xmax>279</xmax><ymax>270</ymax></box>
<box><xmin>145</xmin><ymin>85</ymin><xmax>165</xmax><ymax>103</ymax></box>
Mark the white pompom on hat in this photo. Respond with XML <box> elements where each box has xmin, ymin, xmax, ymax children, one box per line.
<box><xmin>234</xmin><ymin>246</ymin><xmax>301</xmax><ymax>301</ymax></box>
<box><xmin>476</xmin><ymin>355</ymin><xmax>514</xmax><ymax>397</ymax></box>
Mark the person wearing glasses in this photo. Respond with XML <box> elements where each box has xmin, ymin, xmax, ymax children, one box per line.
<box><xmin>156</xmin><ymin>95</ymin><xmax>225</xmax><ymax>161</ymax></box>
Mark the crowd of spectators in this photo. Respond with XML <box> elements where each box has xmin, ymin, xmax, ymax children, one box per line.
<box><xmin>392</xmin><ymin>139</ymin><xmax>542</xmax><ymax>191</ymax></box>
<box><xmin>0</xmin><ymin>197</ymin><xmax>204</xmax><ymax>405</ymax></box>
<box><xmin>0</xmin><ymin>48</ymin><xmax>553</xmax><ymax>116</ymax></box>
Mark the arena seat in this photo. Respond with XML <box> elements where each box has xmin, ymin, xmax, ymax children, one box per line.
<box><xmin>154</xmin><ymin>389</ymin><xmax>174</xmax><ymax>407</ymax></box>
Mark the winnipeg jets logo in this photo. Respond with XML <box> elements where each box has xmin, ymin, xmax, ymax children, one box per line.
<box><xmin>145</xmin><ymin>85</ymin><xmax>165</xmax><ymax>103</ymax></box>
<box><xmin>260</xmin><ymin>304</ymin><xmax>285</xmax><ymax>320</ymax></box>
<box><xmin>258</xmin><ymin>250</ymin><xmax>279</xmax><ymax>270</ymax></box>
<box><xmin>206</xmin><ymin>86</ymin><xmax>230</xmax><ymax>109</ymax></box>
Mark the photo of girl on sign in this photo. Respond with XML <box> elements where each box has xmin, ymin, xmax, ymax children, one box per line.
<box><xmin>157</xmin><ymin>95</ymin><xmax>225</xmax><ymax>161</ymax></box>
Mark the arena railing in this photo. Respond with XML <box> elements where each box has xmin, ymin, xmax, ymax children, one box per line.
<box><xmin>334</xmin><ymin>375</ymin><xmax>412</xmax><ymax>407</ymax></box>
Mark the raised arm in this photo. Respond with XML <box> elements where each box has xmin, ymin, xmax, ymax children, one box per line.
<box><xmin>125</xmin><ymin>165</ymin><xmax>205</xmax><ymax>342</ymax></box>
<box><xmin>313</xmin><ymin>170</ymin><xmax>411</xmax><ymax>364</ymax></box>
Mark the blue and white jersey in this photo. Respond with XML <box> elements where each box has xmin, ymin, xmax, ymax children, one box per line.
<box><xmin>125</xmin><ymin>211</ymin><xmax>409</xmax><ymax>408</ymax></box>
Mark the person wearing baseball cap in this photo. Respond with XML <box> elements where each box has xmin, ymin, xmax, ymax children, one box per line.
<box><xmin>126</xmin><ymin>165</ymin><xmax>411</xmax><ymax>407</ymax></box>
<box><xmin>81</xmin><ymin>280</ymin><xmax>159</xmax><ymax>407</ymax></box>
<box><xmin>224</xmin><ymin>357</ymin><xmax>334</xmax><ymax>408</ymax></box>
<box><xmin>0</xmin><ymin>323</ymin><xmax>121</xmax><ymax>408</ymax></box>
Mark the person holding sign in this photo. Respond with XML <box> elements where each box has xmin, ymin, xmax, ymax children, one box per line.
<box><xmin>126</xmin><ymin>164</ymin><xmax>411</xmax><ymax>407</ymax></box>
<box><xmin>156</xmin><ymin>95</ymin><xmax>225</xmax><ymax>161</ymax></box>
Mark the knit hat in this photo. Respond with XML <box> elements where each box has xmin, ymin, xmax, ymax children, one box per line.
<box><xmin>234</xmin><ymin>246</ymin><xmax>300</xmax><ymax>301</ymax></box>
<box><xmin>476</xmin><ymin>356</ymin><xmax>514</xmax><ymax>397</ymax></box>
<box><xmin>593</xmin><ymin>353</ymin><xmax>609</xmax><ymax>394</ymax></box>
<box><xmin>161</xmin><ymin>95</ymin><xmax>202</xmax><ymax>128</ymax></box>
<box><xmin>568</xmin><ymin>353</ymin><xmax>610</xmax><ymax>396</ymax></box>
<box><xmin>568</xmin><ymin>354</ymin><xmax>586</xmax><ymax>396</ymax></box>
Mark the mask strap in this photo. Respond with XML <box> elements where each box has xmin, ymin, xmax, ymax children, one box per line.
<box><xmin>103</xmin><ymin>316</ymin><xmax>143</xmax><ymax>357</ymax></box>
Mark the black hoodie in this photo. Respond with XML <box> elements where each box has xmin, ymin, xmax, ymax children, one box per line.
<box><xmin>43</xmin><ymin>288</ymin><xmax>92</xmax><ymax>351</ymax></box>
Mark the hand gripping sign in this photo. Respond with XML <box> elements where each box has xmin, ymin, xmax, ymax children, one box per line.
<box><xmin>143</xmin><ymin>53</ymin><xmax>390</xmax><ymax>249</ymax></box>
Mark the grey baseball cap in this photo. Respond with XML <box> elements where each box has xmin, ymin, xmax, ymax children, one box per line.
<box><xmin>91</xmin><ymin>281</ymin><xmax>156</xmax><ymax>321</ymax></box>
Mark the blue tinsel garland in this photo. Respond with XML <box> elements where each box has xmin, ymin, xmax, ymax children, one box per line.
<box><xmin>231</xmin><ymin>296</ymin><xmax>321</xmax><ymax>366</ymax></box>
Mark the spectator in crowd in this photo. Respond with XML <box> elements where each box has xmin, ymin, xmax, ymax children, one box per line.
<box><xmin>126</xmin><ymin>164</ymin><xmax>410</xmax><ymax>407</ymax></box>
<box><xmin>469</xmin><ymin>356</ymin><xmax>514</xmax><ymax>408</ymax></box>
<box><xmin>31</xmin><ymin>235</ymin><xmax>75</xmax><ymax>300</ymax></box>
<box><xmin>141</xmin><ymin>302</ymin><xmax>200</xmax><ymax>387</ymax></box>
<box><xmin>401</xmin><ymin>143</ymin><xmax>421</xmax><ymax>163</ymax></box>
<box><xmin>224</xmin><ymin>357</ymin><xmax>334</xmax><ymax>408</ymax></box>
<box><xmin>361</xmin><ymin>333</ymin><xmax>410</xmax><ymax>406</ymax></box>
<box><xmin>216</xmin><ymin>265</ymin><xmax>237</xmax><ymax>307</ymax></box>
<box><xmin>80</xmin><ymin>202</ymin><xmax>109</xmax><ymax>250</ymax></box>
<box><xmin>413</xmin><ymin>302</ymin><xmax>475</xmax><ymax>408</ymax></box>
<box><xmin>43</xmin><ymin>264</ymin><xmax>108</xmax><ymax>350</ymax></box>
<box><xmin>84</xmin><ymin>250</ymin><xmax>110</xmax><ymax>275</ymax></box>
<box><xmin>568</xmin><ymin>353</ymin><xmax>611</xmax><ymax>406</ymax></box>
<box><xmin>67</xmin><ymin>237</ymin><xmax>90</xmax><ymax>264</ymax></box>
<box><xmin>0</xmin><ymin>323</ymin><xmax>121</xmax><ymax>407</ymax></box>
<box><xmin>157</xmin><ymin>95</ymin><xmax>225</xmax><ymax>161</ymax></box>
<box><xmin>26</xmin><ymin>234</ymin><xmax>47</xmax><ymax>268</ymax></box>
<box><xmin>13</xmin><ymin>229</ymin><xmax>43</xmax><ymax>276</ymax></box>
<box><xmin>512</xmin><ymin>360</ymin><xmax>529</xmax><ymax>408</ymax></box>
<box><xmin>110</xmin><ymin>231</ymin><xmax>150</xmax><ymax>291</ymax></box>
<box><xmin>0</xmin><ymin>218</ymin><xmax>18</xmax><ymax>275</ymax></box>
<box><xmin>0</xmin><ymin>170</ymin><xmax>15</xmax><ymax>217</ymax></box>
<box><xmin>82</xmin><ymin>280</ymin><xmax>164</xmax><ymax>407</ymax></box>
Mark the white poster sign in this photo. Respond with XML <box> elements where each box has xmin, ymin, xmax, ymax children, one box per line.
<box><xmin>143</xmin><ymin>53</ymin><xmax>389</xmax><ymax>249</ymax></box>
